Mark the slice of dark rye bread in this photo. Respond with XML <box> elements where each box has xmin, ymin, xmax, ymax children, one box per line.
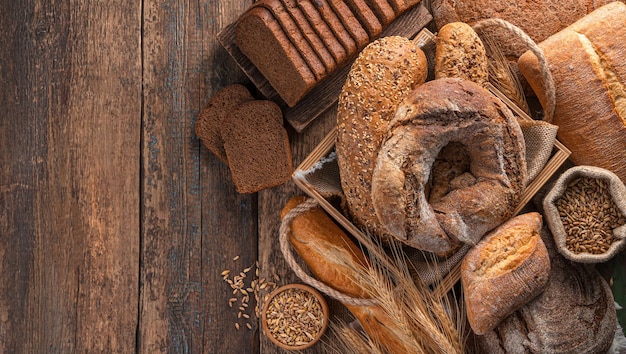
<box><xmin>253</xmin><ymin>0</ymin><xmax>327</xmax><ymax>80</ymax></box>
<box><xmin>195</xmin><ymin>84</ymin><xmax>254</xmax><ymax>162</ymax></box>
<box><xmin>325</xmin><ymin>0</ymin><xmax>370</xmax><ymax>49</ymax></box>
<box><xmin>293</xmin><ymin>0</ymin><xmax>348</xmax><ymax>64</ymax></box>
<box><xmin>236</xmin><ymin>7</ymin><xmax>316</xmax><ymax>107</ymax></box>
<box><xmin>222</xmin><ymin>100</ymin><xmax>293</xmax><ymax>194</ymax></box>
<box><xmin>365</xmin><ymin>0</ymin><xmax>395</xmax><ymax>26</ymax></box>
<box><xmin>306</xmin><ymin>0</ymin><xmax>358</xmax><ymax>55</ymax></box>
<box><xmin>388</xmin><ymin>0</ymin><xmax>420</xmax><ymax>16</ymax></box>
<box><xmin>343</xmin><ymin>0</ymin><xmax>383</xmax><ymax>38</ymax></box>
<box><xmin>277</xmin><ymin>0</ymin><xmax>337</xmax><ymax>73</ymax></box>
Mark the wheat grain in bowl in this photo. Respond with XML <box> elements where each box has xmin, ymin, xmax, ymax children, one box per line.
<box><xmin>261</xmin><ymin>284</ymin><xmax>329</xmax><ymax>350</ymax></box>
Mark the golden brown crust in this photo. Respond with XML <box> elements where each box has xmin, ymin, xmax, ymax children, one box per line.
<box><xmin>461</xmin><ymin>212</ymin><xmax>550</xmax><ymax>335</ymax></box>
<box><xmin>434</xmin><ymin>22</ymin><xmax>488</xmax><ymax>86</ymax></box>
<box><xmin>370</xmin><ymin>78</ymin><xmax>527</xmax><ymax>253</ymax></box>
<box><xmin>336</xmin><ymin>36</ymin><xmax>428</xmax><ymax>242</ymax></box>
<box><xmin>518</xmin><ymin>1</ymin><xmax>626</xmax><ymax>182</ymax></box>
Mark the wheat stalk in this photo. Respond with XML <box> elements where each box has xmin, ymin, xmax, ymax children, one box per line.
<box><xmin>481</xmin><ymin>33</ymin><xmax>531</xmax><ymax>115</ymax></box>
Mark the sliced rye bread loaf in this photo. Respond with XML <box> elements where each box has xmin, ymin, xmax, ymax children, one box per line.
<box><xmin>364</xmin><ymin>0</ymin><xmax>396</xmax><ymax>26</ymax></box>
<box><xmin>253</xmin><ymin>0</ymin><xmax>327</xmax><ymax>80</ymax></box>
<box><xmin>195</xmin><ymin>84</ymin><xmax>254</xmax><ymax>162</ymax></box>
<box><xmin>304</xmin><ymin>0</ymin><xmax>358</xmax><ymax>56</ymax></box>
<box><xmin>222</xmin><ymin>100</ymin><xmax>292</xmax><ymax>194</ymax></box>
<box><xmin>326</xmin><ymin>0</ymin><xmax>370</xmax><ymax>49</ymax></box>
<box><xmin>236</xmin><ymin>7</ymin><xmax>316</xmax><ymax>107</ymax></box>
<box><xmin>292</xmin><ymin>0</ymin><xmax>348</xmax><ymax>64</ymax></box>
<box><xmin>277</xmin><ymin>0</ymin><xmax>337</xmax><ymax>73</ymax></box>
<box><xmin>388</xmin><ymin>0</ymin><xmax>421</xmax><ymax>16</ymax></box>
<box><xmin>342</xmin><ymin>0</ymin><xmax>383</xmax><ymax>38</ymax></box>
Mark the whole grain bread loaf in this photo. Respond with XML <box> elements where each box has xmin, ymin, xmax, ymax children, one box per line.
<box><xmin>434</xmin><ymin>22</ymin><xmax>488</xmax><ymax>86</ymax></box>
<box><xmin>370</xmin><ymin>78</ymin><xmax>527</xmax><ymax>253</ymax></box>
<box><xmin>195</xmin><ymin>84</ymin><xmax>254</xmax><ymax>162</ymax></box>
<box><xmin>336</xmin><ymin>36</ymin><xmax>428</xmax><ymax>243</ymax></box>
<box><xmin>461</xmin><ymin>212</ymin><xmax>550</xmax><ymax>335</ymax></box>
<box><xmin>236</xmin><ymin>7</ymin><xmax>316</xmax><ymax>107</ymax></box>
<box><xmin>222</xmin><ymin>100</ymin><xmax>292</xmax><ymax>193</ymax></box>
<box><xmin>518</xmin><ymin>1</ymin><xmax>626</xmax><ymax>183</ymax></box>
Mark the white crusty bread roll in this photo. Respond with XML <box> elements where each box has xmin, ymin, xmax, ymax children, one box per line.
<box><xmin>336</xmin><ymin>36</ymin><xmax>428</xmax><ymax>242</ymax></box>
<box><xmin>518</xmin><ymin>1</ymin><xmax>626</xmax><ymax>182</ymax></box>
<box><xmin>461</xmin><ymin>212</ymin><xmax>550</xmax><ymax>335</ymax></box>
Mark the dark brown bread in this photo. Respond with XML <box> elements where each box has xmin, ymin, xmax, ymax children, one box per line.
<box><xmin>294</xmin><ymin>0</ymin><xmax>348</xmax><ymax>64</ymax></box>
<box><xmin>255</xmin><ymin>0</ymin><xmax>327</xmax><ymax>80</ymax></box>
<box><xmin>364</xmin><ymin>0</ymin><xmax>395</xmax><ymax>25</ymax></box>
<box><xmin>195</xmin><ymin>84</ymin><xmax>254</xmax><ymax>163</ymax></box>
<box><xmin>342</xmin><ymin>0</ymin><xmax>383</xmax><ymax>39</ymax></box>
<box><xmin>222</xmin><ymin>100</ymin><xmax>292</xmax><ymax>194</ymax></box>
<box><xmin>279</xmin><ymin>0</ymin><xmax>337</xmax><ymax>73</ymax></box>
<box><xmin>236</xmin><ymin>7</ymin><xmax>316</xmax><ymax>107</ymax></box>
<box><xmin>388</xmin><ymin>0</ymin><xmax>421</xmax><ymax>16</ymax></box>
<box><xmin>326</xmin><ymin>0</ymin><xmax>370</xmax><ymax>49</ymax></box>
<box><xmin>306</xmin><ymin>0</ymin><xmax>358</xmax><ymax>55</ymax></box>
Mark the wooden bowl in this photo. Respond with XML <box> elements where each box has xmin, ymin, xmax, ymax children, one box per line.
<box><xmin>261</xmin><ymin>283</ymin><xmax>329</xmax><ymax>350</ymax></box>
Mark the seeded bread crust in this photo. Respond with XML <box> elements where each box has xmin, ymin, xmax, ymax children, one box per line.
<box><xmin>326</xmin><ymin>0</ymin><xmax>370</xmax><ymax>49</ymax></box>
<box><xmin>434</xmin><ymin>22</ymin><xmax>488</xmax><ymax>86</ymax></box>
<box><xmin>295</xmin><ymin>0</ymin><xmax>348</xmax><ymax>64</ymax></box>
<box><xmin>236</xmin><ymin>7</ymin><xmax>316</xmax><ymax>107</ymax></box>
<box><xmin>279</xmin><ymin>0</ymin><xmax>337</xmax><ymax>73</ymax></box>
<box><xmin>195</xmin><ymin>84</ymin><xmax>254</xmax><ymax>163</ymax></box>
<box><xmin>255</xmin><ymin>0</ymin><xmax>327</xmax><ymax>80</ymax></box>
<box><xmin>222</xmin><ymin>100</ymin><xmax>292</xmax><ymax>194</ymax></box>
<box><xmin>336</xmin><ymin>36</ymin><xmax>428</xmax><ymax>241</ymax></box>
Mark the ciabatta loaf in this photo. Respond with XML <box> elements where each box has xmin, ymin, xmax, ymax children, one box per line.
<box><xmin>461</xmin><ymin>212</ymin><xmax>550</xmax><ymax>335</ymax></box>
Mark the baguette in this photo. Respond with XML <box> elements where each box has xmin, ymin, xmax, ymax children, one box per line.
<box><xmin>280</xmin><ymin>196</ymin><xmax>423</xmax><ymax>353</ymax></box>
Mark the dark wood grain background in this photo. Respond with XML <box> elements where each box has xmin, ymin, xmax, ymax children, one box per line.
<box><xmin>1</xmin><ymin>1</ymin><xmax>624</xmax><ymax>353</ymax></box>
<box><xmin>0</xmin><ymin>0</ymin><xmax>333</xmax><ymax>352</ymax></box>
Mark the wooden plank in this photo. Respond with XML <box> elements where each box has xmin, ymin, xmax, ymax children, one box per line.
<box><xmin>0</xmin><ymin>1</ymin><xmax>141</xmax><ymax>352</ymax></box>
<box><xmin>258</xmin><ymin>108</ymin><xmax>339</xmax><ymax>354</ymax></box>
<box><xmin>138</xmin><ymin>0</ymin><xmax>258</xmax><ymax>352</ymax></box>
<box><xmin>218</xmin><ymin>3</ymin><xmax>433</xmax><ymax>132</ymax></box>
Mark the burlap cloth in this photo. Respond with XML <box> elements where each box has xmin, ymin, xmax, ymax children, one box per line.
<box><xmin>543</xmin><ymin>165</ymin><xmax>626</xmax><ymax>263</ymax></box>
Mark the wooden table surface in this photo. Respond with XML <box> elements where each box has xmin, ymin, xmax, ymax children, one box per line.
<box><xmin>0</xmin><ymin>0</ymin><xmax>338</xmax><ymax>352</ymax></box>
<box><xmin>2</xmin><ymin>1</ymin><xmax>625</xmax><ymax>353</ymax></box>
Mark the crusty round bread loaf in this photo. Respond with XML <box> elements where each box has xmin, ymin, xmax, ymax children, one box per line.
<box><xmin>434</xmin><ymin>22</ymin><xmax>488</xmax><ymax>86</ymax></box>
<box><xmin>473</xmin><ymin>226</ymin><xmax>617</xmax><ymax>353</ymax></box>
<box><xmin>336</xmin><ymin>36</ymin><xmax>428</xmax><ymax>241</ymax></box>
<box><xmin>370</xmin><ymin>78</ymin><xmax>527</xmax><ymax>253</ymax></box>
<box><xmin>518</xmin><ymin>1</ymin><xmax>626</xmax><ymax>183</ymax></box>
<box><xmin>461</xmin><ymin>212</ymin><xmax>550</xmax><ymax>335</ymax></box>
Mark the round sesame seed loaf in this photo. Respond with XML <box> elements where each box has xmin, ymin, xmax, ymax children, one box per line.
<box><xmin>336</xmin><ymin>36</ymin><xmax>428</xmax><ymax>241</ymax></box>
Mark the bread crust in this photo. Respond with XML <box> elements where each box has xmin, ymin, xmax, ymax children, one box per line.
<box><xmin>518</xmin><ymin>2</ymin><xmax>626</xmax><ymax>182</ymax></box>
<box><xmin>370</xmin><ymin>78</ymin><xmax>527</xmax><ymax>253</ymax></box>
<box><xmin>435</xmin><ymin>22</ymin><xmax>488</xmax><ymax>86</ymax></box>
<box><xmin>336</xmin><ymin>36</ymin><xmax>428</xmax><ymax>243</ymax></box>
<box><xmin>461</xmin><ymin>212</ymin><xmax>550</xmax><ymax>335</ymax></box>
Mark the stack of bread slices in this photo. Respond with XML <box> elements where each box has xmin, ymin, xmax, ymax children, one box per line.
<box><xmin>235</xmin><ymin>0</ymin><xmax>421</xmax><ymax>107</ymax></box>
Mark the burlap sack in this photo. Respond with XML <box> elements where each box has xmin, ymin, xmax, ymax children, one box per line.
<box><xmin>543</xmin><ymin>166</ymin><xmax>626</xmax><ymax>263</ymax></box>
